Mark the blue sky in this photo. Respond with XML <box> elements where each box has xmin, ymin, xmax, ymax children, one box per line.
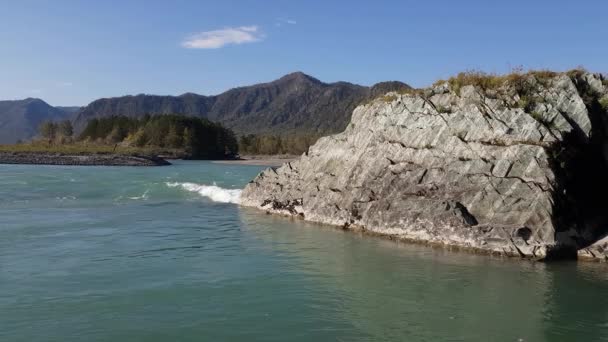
<box><xmin>1</xmin><ymin>0</ymin><xmax>606</xmax><ymax>106</ymax></box>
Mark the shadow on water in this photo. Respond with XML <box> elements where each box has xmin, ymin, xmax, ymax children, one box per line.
<box><xmin>238</xmin><ymin>208</ymin><xmax>608</xmax><ymax>341</ymax></box>
<box><xmin>547</xmin><ymin>75</ymin><xmax>608</xmax><ymax>259</ymax></box>
<box><xmin>542</xmin><ymin>262</ymin><xmax>608</xmax><ymax>341</ymax></box>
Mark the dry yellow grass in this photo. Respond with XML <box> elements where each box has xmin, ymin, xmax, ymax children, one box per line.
<box><xmin>0</xmin><ymin>142</ymin><xmax>182</xmax><ymax>156</ymax></box>
<box><xmin>433</xmin><ymin>68</ymin><xmax>567</xmax><ymax>95</ymax></box>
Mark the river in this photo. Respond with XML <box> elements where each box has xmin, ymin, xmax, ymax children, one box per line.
<box><xmin>1</xmin><ymin>161</ymin><xmax>607</xmax><ymax>341</ymax></box>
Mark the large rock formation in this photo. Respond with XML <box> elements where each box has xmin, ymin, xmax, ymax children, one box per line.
<box><xmin>241</xmin><ymin>70</ymin><xmax>608</xmax><ymax>261</ymax></box>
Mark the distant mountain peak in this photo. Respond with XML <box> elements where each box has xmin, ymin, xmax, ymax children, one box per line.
<box><xmin>25</xmin><ymin>98</ymin><xmax>51</xmax><ymax>107</ymax></box>
<box><xmin>277</xmin><ymin>71</ymin><xmax>323</xmax><ymax>85</ymax></box>
<box><xmin>21</xmin><ymin>97</ymin><xmax>46</xmax><ymax>104</ymax></box>
<box><xmin>179</xmin><ymin>92</ymin><xmax>201</xmax><ymax>97</ymax></box>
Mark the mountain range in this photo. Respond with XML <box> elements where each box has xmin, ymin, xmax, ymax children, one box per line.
<box><xmin>0</xmin><ymin>72</ymin><xmax>410</xmax><ymax>144</ymax></box>
<box><xmin>0</xmin><ymin>98</ymin><xmax>79</xmax><ymax>144</ymax></box>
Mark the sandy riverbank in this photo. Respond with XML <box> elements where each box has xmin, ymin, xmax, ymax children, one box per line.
<box><xmin>212</xmin><ymin>155</ymin><xmax>297</xmax><ymax>167</ymax></box>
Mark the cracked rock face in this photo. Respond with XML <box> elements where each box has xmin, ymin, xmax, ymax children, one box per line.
<box><xmin>241</xmin><ymin>72</ymin><xmax>608</xmax><ymax>261</ymax></box>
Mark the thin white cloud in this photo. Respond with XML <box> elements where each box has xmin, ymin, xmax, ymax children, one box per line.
<box><xmin>275</xmin><ymin>18</ymin><xmax>297</xmax><ymax>27</ymax></box>
<box><xmin>57</xmin><ymin>81</ymin><xmax>73</xmax><ymax>87</ymax></box>
<box><xmin>182</xmin><ymin>26</ymin><xmax>263</xmax><ymax>49</ymax></box>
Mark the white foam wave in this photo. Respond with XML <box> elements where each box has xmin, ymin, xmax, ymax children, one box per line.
<box><xmin>55</xmin><ymin>196</ymin><xmax>77</xmax><ymax>202</ymax></box>
<box><xmin>128</xmin><ymin>190</ymin><xmax>150</xmax><ymax>200</ymax></box>
<box><xmin>166</xmin><ymin>182</ymin><xmax>242</xmax><ymax>204</ymax></box>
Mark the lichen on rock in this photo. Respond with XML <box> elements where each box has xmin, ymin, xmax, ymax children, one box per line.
<box><xmin>241</xmin><ymin>70</ymin><xmax>608</xmax><ymax>261</ymax></box>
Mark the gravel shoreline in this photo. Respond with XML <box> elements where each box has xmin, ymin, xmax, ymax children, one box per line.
<box><xmin>212</xmin><ymin>156</ymin><xmax>296</xmax><ymax>167</ymax></box>
<box><xmin>0</xmin><ymin>152</ymin><xmax>171</xmax><ymax>166</ymax></box>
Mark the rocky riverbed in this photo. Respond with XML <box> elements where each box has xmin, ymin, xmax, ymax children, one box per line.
<box><xmin>0</xmin><ymin>152</ymin><xmax>171</xmax><ymax>166</ymax></box>
<box><xmin>241</xmin><ymin>70</ymin><xmax>608</xmax><ymax>262</ymax></box>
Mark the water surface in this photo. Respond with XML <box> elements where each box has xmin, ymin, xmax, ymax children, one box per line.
<box><xmin>1</xmin><ymin>161</ymin><xmax>607</xmax><ymax>341</ymax></box>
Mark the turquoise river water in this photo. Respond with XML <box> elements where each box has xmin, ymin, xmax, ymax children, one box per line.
<box><xmin>1</xmin><ymin>160</ymin><xmax>608</xmax><ymax>341</ymax></box>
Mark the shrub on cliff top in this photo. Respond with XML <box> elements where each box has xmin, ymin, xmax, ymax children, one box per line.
<box><xmin>434</xmin><ymin>68</ymin><xmax>559</xmax><ymax>96</ymax></box>
<box><xmin>395</xmin><ymin>88</ymin><xmax>424</xmax><ymax>96</ymax></box>
<box><xmin>527</xmin><ymin>70</ymin><xmax>559</xmax><ymax>82</ymax></box>
<box><xmin>434</xmin><ymin>71</ymin><xmax>504</xmax><ymax>95</ymax></box>
<box><xmin>381</xmin><ymin>94</ymin><xmax>398</xmax><ymax>103</ymax></box>
<box><xmin>566</xmin><ymin>67</ymin><xmax>588</xmax><ymax>79</ymax></box>
<box><xmin>363</xmin><ymin>88</ymin><xmax>424</xmax><ymax>106</ymax></box>
<box><xmin>600</xmin><ymin>97</ymin><xmax>608</xmax><ymax>112</ymax></box>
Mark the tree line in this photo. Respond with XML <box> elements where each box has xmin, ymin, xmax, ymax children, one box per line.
<box><xmin>238</xmin><ymin>133</ymin><xmax>320</xmax><ymax>155</ymax></box>
<box><xmin>37</xmin><ymin>115</ymin><xmax>323</xmax><ymax>157</ymax></box>
<box><xmin>80</xmin><ymin>115</ymin><xmax>238</xmax><ymax>159</ymax></box>
<box><xmin>38</xmin><ymin>120</ymin><xmax>74</xmax><ymax>143</ymax></box>
<box><xmin>39</xmin><ymin>115</ymin><xmax>238</xmax><ymax>159</ymax></box>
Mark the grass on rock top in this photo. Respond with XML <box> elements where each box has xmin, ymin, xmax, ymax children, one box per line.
<box><xmin>432</xmin><ymin>69</ymin><xmax>561</xmax><ymax>96</ymax></box>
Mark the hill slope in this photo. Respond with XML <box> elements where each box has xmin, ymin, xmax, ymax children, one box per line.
<box><xmin>0</xmin><ymin>99</ymin><xmax>73</xmax><ymax>144</ymax></box>
<box><xmin>73</xmin><ymin>72</ymin><xmax>410</xmax><ymax>134</ymax></box>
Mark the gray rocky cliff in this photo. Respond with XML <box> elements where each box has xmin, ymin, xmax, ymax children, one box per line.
<box><xmin>241</xmin><ymin>71</ymin><xmax>608</xmax><ymax>261</ymax></box>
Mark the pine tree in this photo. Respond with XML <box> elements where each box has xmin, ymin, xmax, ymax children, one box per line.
<box><xmin>183</xmin><ymin>127</ymin><xmax>194</xmax><ymax>153</ymax></box>
<box><xmin>131</xmin><ymin>128</ymin><xmax>148</xmax><ymax>147</ymax></box>
<box><xmin>39</xmin><ymin>121</ymin><xmax>57</xmax><ymax>143</ymax></box>
<box><xmin>106</xmin><ymin>126</ymin><xmax>123</xmax><ymax>144</ymax></box>
<box><xmin>165</xmin><ymin>124</ymin><xmax>182</xmax><ymax>148</ymax></box>
<box><xmin>58</xmin><ymin>120</ymin><xmax>73</xmax><ymax>138</ymax></box>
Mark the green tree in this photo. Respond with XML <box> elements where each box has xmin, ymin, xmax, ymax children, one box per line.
<box><xmin>106</xmin><ymin>126</ymin><xmax>124</xmax><ymax>144</ymax></box>
<box><xmin>164</xmin><ymin>124</ymin><xmax>182</xmax><ymax>148</ymax></box>
<box><xmin>223</xmin><ymin>129</ymin><xmax>238</xmax><ymax>157</ymax></box>
<box><xmin>131</xmin><ymin>128</ymin><xmax>148</xmax><ymax>147</ymax></box>
<box><xmin>238</xmin><ymin>134</ymin><xmax>255</xmax><ymax>154</ymax></box>
<box><xmin>258</xmin><ymin>135</ymin><xmax>282</xmax><ymax>154</ymax></box>
<box><xmin>58</xmin><ymin>120</ymin><xmax>73</xmax><ymax>138</ymax></box>
<box><xmin>39</xmin><ymin>121</ymin><xmax>57</xmax><ymax>143</ymax></box>
<box><xmin>79</xmin><ymin>118</ymin><xmax>99</xmax><ymax>140</ymax></box>
<box><xmin>183</xmin><ymin>127</ymin><xmax>194</xmax><ymax>151</ymax></box>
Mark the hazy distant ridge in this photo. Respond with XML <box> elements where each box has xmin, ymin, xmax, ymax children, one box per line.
<box><xmin>0</xmin><ymin>98</ymin><xmax>76</xmax><ymax>144</ymax></box>
<box><xmin>0</xmin><ymin>72</ymin><xmax>409</xmax><ymax>143</ymax></box>
<box><xmin>73</xmin><ymin>72</ymin><xmax>410</xmax><ymax>135</ymax></box>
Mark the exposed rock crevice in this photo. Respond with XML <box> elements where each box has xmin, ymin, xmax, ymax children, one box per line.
<box><xmin>547</xmin><ymin>73</ymin><xmax>608</xmax><ymax>259</ymax></box>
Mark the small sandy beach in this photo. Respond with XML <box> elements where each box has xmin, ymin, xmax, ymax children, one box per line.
<box><xmin>212</xmin><ymin>155</ymin><xmax>296</xmax><ymax>167</ymax></box>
